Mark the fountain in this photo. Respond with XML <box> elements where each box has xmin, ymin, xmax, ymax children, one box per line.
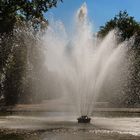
<box><xmin>36</xmin><ymin>3</ymin><xmax>133</xmax><ymax>123</ymax></box>
<box><xmin>16</xmin><ymin>3</ymin><xmax>133</xmax><ymax>125</ymax></box>
<box><xmin>0</xmin><ymin>3</ymin><xmax>139</xmax><ymax>140</ymax></box>
<box><xmin>77</xmin><ymin>115</ymin><xmax>91</xmax><ymax>123</ymax></box>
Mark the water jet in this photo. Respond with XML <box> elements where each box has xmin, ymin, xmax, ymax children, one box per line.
<box><xmin>17</xmin><ymin>2</ymin><xmax>133</xmax><ymax>125</ymax></box>
<box><xmin>0</xmin><ymin>2</ymin><xmax>137</xmax><ymax>140</ymax></box>
<box><xmin>42</xmin><ymin>3</ymin><xmax>131</xmax><ymax>120</ymax></box>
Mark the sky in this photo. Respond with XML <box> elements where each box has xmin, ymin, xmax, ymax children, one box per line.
<box><xmin>45</xmin><ymin>0</ymin><xmax>140</xmax><ymax>32</ymax></box>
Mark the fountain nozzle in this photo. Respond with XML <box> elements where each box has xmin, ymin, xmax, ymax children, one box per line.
<box><xmin>77</xmin><ymin>115</ymin><xmax>91</xmax><ymax>123</ymax></box>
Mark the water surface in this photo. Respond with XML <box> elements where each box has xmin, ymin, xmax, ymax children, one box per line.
<box><xmin>0</xmin><ymin>112</ymin><xmax>140</xmax><ymax>140</ymax></box>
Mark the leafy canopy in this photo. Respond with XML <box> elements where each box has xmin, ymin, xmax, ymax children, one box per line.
<box><xmin>0</xmin><ymin>0</ymin><xmax>62</xmax><ymax>33</ymax></box>
<box><xmin>98</xmin><ymin>11</ymin><xmax>140</xmax><ymax>42</ymax></box>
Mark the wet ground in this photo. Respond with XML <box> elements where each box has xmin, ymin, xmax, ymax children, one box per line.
<box><xmin>0</xmin><ymin>112</ymin><xmax>140</xmax><ymax>139</ymax></box>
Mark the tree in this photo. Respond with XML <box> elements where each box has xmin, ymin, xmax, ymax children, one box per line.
<box><xmin>98</xmin><ymin>11</ymin><xmax>140</xmax><ymax>42</ymax></box>
<box><xmin>0</xmin><ymin>0</ymin><xmax>62</xmax><ymax>105</ymax></box>
<box><xmin>0</xmin><ymin>0</ymin><xmax>62</xmax><ymax>34</ymax></box>
<box><xmin>98</xmin><ymin>11</ymin><xmax>140</xmax><ymax>107</ymax></box>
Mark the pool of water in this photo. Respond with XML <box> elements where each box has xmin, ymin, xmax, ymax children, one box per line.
<box><xmin>0</xmin><ymin>112</ymin><xmax>140</xmax><ymax>140</ymax></box>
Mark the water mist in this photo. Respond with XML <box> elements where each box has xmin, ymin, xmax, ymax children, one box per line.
<box><xmin>38</xmin><ymin>3</ymin><xmax>132</xmax><ymax>118</ymax></box>
<box><xmin>16</xmin><ymin>3</ymin><xmax>133</xmax><ymax>120</ymax></box>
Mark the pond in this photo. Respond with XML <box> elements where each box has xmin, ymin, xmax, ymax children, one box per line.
<box><xmin>0</xmin><ymin>112</ymin><xmax>140</xmax><ymax>140</ymax></box>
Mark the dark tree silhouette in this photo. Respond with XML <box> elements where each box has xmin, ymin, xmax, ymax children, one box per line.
<box><xmin>0</xmin><ymin>0</ymin><xmax>62</xmax><ymax>34</ymax></box>
<box><xmin>98</xmin><ymin>11</ymin><xmax>140</xmax><ymax>42</ymax></box>
<box><xmin>98</xmin><ymin>11</ymin><xmax>140</xmax><ymax>107</ymax></box>
<box><xmin>0</xmin><ymin>0</ymin><xmax>62</xmax><ymax>105</ymax></box>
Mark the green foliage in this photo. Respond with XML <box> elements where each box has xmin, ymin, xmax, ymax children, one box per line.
<box><xmin>98</xmin><ymin>11</ymin><xmax>140</xmax><ymax>107</ymax></box>
<box><xmin>3</xmin><ymin>33</ymin><xmax>27</xmax><ymax>105</ymax></box>
<box><xmin>98</xmin><ymin>11</ymin><xmax>140</xmax><ymax>42</ymax></box>
<box><xmin>0</xmin><ymin>0</ymin><xmax>62</xmax><ymax>34</ymax></box>
<box><xmin>0</xmin><ymin>0</ymin><xmax>62</xmax><ymax>105</ymax></box>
